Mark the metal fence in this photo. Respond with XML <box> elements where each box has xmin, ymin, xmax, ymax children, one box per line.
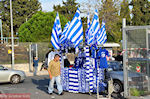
<box><xmin>123</xmin><ymin>23</ymin><xmax>150</xmax><ymax>97</ymax></box>
<box><xmin>0</xmin><ymin>42</ymin><xmax>51</xmax><ymax>64</ymax></box>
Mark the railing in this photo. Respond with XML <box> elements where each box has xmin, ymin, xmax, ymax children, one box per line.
<box><xmin>0</xmin><ymin>37</ymin><xmax>19</xmax><ymax>45</ymax></box>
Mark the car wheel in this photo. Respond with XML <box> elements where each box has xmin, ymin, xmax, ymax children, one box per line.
<box><xmin>113</xmin><ymin>80</ymin><xmax>123</xmax><ymax>93</ymax></box>
<box><xmin>10</xmin><ymin>75</ymin><xmax>20</xmax><ymax>84</ymax></box>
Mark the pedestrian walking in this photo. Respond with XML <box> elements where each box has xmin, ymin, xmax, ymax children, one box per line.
<box><xmin>48</xmin><ymin>54</ymin><xmax>63</xmax><ymax>95</ymax></box>
<box><xmin>33</xmin><ymin>57</ymin><xmax>39</xmax><ymax>76</ymax></box>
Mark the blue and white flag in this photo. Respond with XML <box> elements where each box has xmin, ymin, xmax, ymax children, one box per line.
<box><xmin>88</xmin><ymin>9</ymin><xmax>100</xmax><ymax>45</ymax></box>
<box><xmin>97</xmin><ymin>20</ymin><xmax>107</xmax><ymax>45</ymax></box>
<box><xmin>51</xmin><ymin>12</ymin><xmax>62</xmax><ymax>49</ymax></box>
<box><xmin>87</xmin><ymin>13</ymin><xmax>90</xmax><ymax>29</ymax></box>
<box><xmin>59</xmin><ymin>21</ymin><xmax>70</xmax><ymax>44</ymax></box>
<box><xmin>85</xmin><ymin>13</ymin><xmax>90</xmax><ymax>45</ymax></box>
<box><xmin>66</xmin><ymin>8</ymin><xmax>83</xmax><ymax>48</ymax></box>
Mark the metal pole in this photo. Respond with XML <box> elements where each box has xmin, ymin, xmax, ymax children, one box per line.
<box><xmin>29</xmin><ymin>44</ymin><xmax>32</xmax><ymax>72</ymax></box>
<box><xmin>123</xmin><ymin>18</ymin><xmax>128</xmax><ymax>98</ymax></box>
<box><xmin>36</xmin><ymin>44</ymin><xmax>38</xmax><ymax>57</ymax></box>
<box><xmin>0</xmin><ymin>19</ymin><xmax>3</xmax><ymax>44</ymax></box>
<box><xmin>10</xmin><ymin>0</ymin><xmax>15</xmax><ymax>69</ymax></box>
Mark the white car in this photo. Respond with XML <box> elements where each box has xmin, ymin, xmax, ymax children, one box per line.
<box><xmin>0</xmin><ymin>65</ymin><xmax>26</xmax><ymax>84</ymax></box>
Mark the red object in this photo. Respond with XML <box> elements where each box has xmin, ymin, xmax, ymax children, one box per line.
<box><xmin>69</xmin><ymin>65</ymin><xmax>73</xmax><ymax>68</ymax></box>
<box><xmin>136</xmin><ymin>66</ymin><xmax>140</xmax><ymax>72</ymax></box>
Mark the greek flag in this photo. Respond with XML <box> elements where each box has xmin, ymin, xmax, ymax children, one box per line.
<box><xmin>59</xmin><ymin>21</ymin><xmax>70</xmax><ymax>44</ymax></box>
<box><xmin>51</xmin><ymin>12</ymin><xmax>62</xmax><ymax>49</ymax></box>
<box><xmin>66</xmin><ymin>8</ymin><xmax>83</xmax><ymax>48</ymax></box>
<box><xmin>87</xmin><ymin>13</ymin><xmax>90</xmax><ymax>28</ymax></box>
<box><xmin>88</xmin><ymin>9</ymin><xmax>100</xmax><ymax>45</ymax></box>
<box><xmin>85</xmin><ymin>13</ymin><xmax>90</xmax><ymax>45</ymax></box>
<box><xmin>97</xmin><ymin>21</ymin><xmax>107</xmax><ymax>45</ymax></box>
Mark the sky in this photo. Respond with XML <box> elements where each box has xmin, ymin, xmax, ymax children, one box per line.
<box><xmin>39</xmin><ymin>0</ymin><xmax>85</xmax><ymax>12</ymax></box>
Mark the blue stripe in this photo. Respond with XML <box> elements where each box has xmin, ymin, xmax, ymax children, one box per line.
<box><xmin>66</xmin><ymin>8</ymin><xmax>83</xmax><ymax>48</ymax></box>
<box><xmin>70</xmin><ymin>24</ymin><xmax>82</xmax><ymax>43</ymax></box>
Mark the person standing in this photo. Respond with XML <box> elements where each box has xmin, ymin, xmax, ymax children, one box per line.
<box><xmin>48</xmin><ymin>54</ymin><xmax>63</xmax><ymax>95</ymax></box>
<box><xmin>33</xmin><ymin>57</ymin><xmax>39</xmax><ymax>76</ymax></box>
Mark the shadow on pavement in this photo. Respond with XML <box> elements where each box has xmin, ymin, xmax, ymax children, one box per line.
<box><xmin>111</xmin><ymin>92</ymin><xmax>125</xmax><ymax>99</ymax></box>
<box><xmin>31</xmin><ymin>77</ymin><xmax>49</xmax><ymax>94</ymax></box>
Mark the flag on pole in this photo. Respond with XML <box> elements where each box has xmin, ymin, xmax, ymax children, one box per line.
<box><xmin>88</xmin><ymin>9</ymin><xmax>100</xmax><ymax>45</ymax></box>
<box><xmin>51</xmin><ymin>12</ymin><xmax>62</xmax><ymax>50</ymax></box>
<box><xmin>97</xmin><ymin>20</ymin><xmax>107</xmax><ymax>45</ymax></box>
<box><xmin>66</xmin><ymin>8</ymin><xmax>83</xmax><ymax>48</ymax></box>
<box><xmin>59</xmin><ymin>21</ymin><xmax>70</xmax><ymax>44</ymax></box>
<box><xmin>85</xmin><ymin>13</ymin><xmax>90</xmax><ymax>45</ymax></box>
<box><xmin>87</xmin><ymin>13</ymin><xmax>90</xmax><ymax>29</ymax></box>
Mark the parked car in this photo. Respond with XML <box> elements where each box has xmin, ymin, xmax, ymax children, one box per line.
<box><xmin>0</xmin><ymin>65</ymin><xmax>26</xmax><ymax>84</ymax></box>
<box><xmin>107</xmin><ymin>61</ymin><xmax>148</xmax><ymax>93</ymax></box>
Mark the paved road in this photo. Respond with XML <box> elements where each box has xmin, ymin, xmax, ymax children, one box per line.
<box><xmin>2</xmin><ymin>75</ymin><xmax>149</xmax><ymax>99</ymax></box>
<box><xmin>0</xmin><ymin>75</ymin><xmax>97</xmax><ymax>99</ymax></box>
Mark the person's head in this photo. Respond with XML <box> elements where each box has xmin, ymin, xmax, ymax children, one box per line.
<box><xmin>34</xmin><ymin>57</ymin><xmax>38</xmax><ymax>60</ymax></box>
<box><xmin>54</xmin><ymin>54</ymin><xmax>60</xmax><ymax>61</ymax></box>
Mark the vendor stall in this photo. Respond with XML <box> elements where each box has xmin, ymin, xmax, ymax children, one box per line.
<box><xmin>50</xmin><ymin>8</ymin><xmax>110</xmax><ymax>97</ymax></box>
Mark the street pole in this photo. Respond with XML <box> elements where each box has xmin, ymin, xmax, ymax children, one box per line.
<box><xmin>122</xmin><ymin>18</ymin><xmax>128</xmax><ymax>98</ymax></box>
<box><xmin>29</xmin><ymin>44</ymin><xmax>32</xmax><ymax>72</ymax></box>
<box><xmin>36</xmin><ymin>44</ymin><xmax>38</xmax><ymax>58</ymax></box>
<box><xmin>10</xmin><ymin>0</ymin><xmax>15</xmax><ymax>69</ymax></box>
<box><xmin>0</xmin><ymin>19</ymin><xmax>3</xmax><ymax>44</ymax></box>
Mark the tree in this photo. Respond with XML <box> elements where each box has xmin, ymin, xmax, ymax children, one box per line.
<box><xmin>100</xmin><ymin>0</ymin><xmax>121</xmax><ymax>42</ymax></box>
<box><xmin>0</xmin><ymin>0</ymin><xmax>41</xmax><ymax>37</ymax></box>
<box><xmin>53</xmin><ymin>0</ymin><xmax>79</xmax><ymax>21</ymax></box>
<box><xmin>120</xmin><ymin>0</ymin><xmax>131</xmax><ymax>25</ymax></box>
<box><xmin>18</xmin><ymin>11</ymin><xmax>68</xmax><ymax>42</ymax></box>
<box><xmin>131</xmin><ymin>0</ymin><xmax>150</xmax><ymax>25</ymax></box>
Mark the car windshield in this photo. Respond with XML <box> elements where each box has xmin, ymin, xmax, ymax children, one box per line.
<box><xmin>108</xmin><ymin>61</ymin><xmax>123</xmax><ymax>71</ymax></box>
<box><xmin>0</xmin><ymin>66</ymin><xmax>4</xmax><ymax>70</ymax></box>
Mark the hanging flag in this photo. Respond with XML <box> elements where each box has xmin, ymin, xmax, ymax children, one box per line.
<box><xmin>97</xmin><ymin>20</ymin><xmax>107</xmax><ymax>45</ymax></box>
<box><xmin>85</xmin><ymin>13</ymin><xmax>90</xmax><ymax>45</ymax></box>
<box><xmin>66</xmin><ymin>8</ymin><xmax>83</xmax><ymax>48</ymax></box>
<box><xmin>51</xmin><ymin>12</ymin><xmax>62</xmax><ymax>49</ymax></box>
<box><xmin>87</xmin><ymin>13</ymin><xmax>90</xmax><ymax>29</ymax></box>
<box><xmin>88</xmin><ymin>9</ymin><xmax>100</xmax><ymax>45</ymax></box>
<box><xmin>59</xmin><ymin>21</ymin><xmax>70</xmax><ymax>44</ymax></box>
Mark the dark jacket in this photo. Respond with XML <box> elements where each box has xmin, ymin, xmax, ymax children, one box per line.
<box><xmin>33</xmin><ymin>59</ymin><xmax>39</xmax><ymax>67</ymax></box>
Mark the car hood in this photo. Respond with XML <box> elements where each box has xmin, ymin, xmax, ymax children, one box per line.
<box><xmin>109</xmin><ymin>70</ymin><xmax>145</xmax><ymax>78</ymax></box>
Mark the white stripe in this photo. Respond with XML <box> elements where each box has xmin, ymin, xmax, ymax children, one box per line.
<box><xmin>72</xmin><ymin>25</ymin><xmax>82</xmax><ymax>42</ymax></box>
<box><xmin>69</xmin><ymin>82</ymin><xmax>79</xmax><ymax>86</ymax></box>
<box><xmin>51</xmin><ymin>37</ymin><xmax>59</xmax><ymax>49</ymax></box>
<box><xmin>69</xmin><ymin>21</ymin><xmax>81</xmax><ymax>40</ymax></box>
<box><xmin>67</xmin><ymin>17</ymin><xmax>78</xmax><ymax>39</ymax></box>
<box><xmin>52</xmin><ymin>29</ymin><xmax>58</xmax><ymax>42</ymax></box>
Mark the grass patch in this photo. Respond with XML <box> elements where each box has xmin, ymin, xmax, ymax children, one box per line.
<box><xmin>130</xmin><ymin>88</ymin><xmax>150</xmax><ymax>96</ymax></box>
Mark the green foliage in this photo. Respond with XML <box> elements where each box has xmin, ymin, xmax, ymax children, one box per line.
<box><xmin>130</xmin><ymin>88</ymin><xmax>148</xmax><ymax>96</ymax></box>
<box><xmin>53</xmin><ymin>0</ymin><xmax>79</xmax><ymax>21</ymax></box>
<box><xmin>99</xmin><ymin>0</ymin><xmax>121</xmax><ymax>43</ymax></box>
<box><xmin>120</xmin><ymin>0</ymin><xmax>131</xmax><ymax>25</ymax></box>
<box><xmin>0</xmin><ymin>0</ymin><xmax>41</xmax><ymax>37</ymax></box>
<box><xmin>130</xmin><ymin>88</ymin><xmax>140</xmax><ymax>96</ymax></box>
<box><xmin>18</xmin><ymin>11</ymin><xmax>68</xmax><ymax>42</ymax></box>
<box><xmin>131</xmin><ymin>0</ymin><xmax>150</xmax><ymax>25</ymax></box>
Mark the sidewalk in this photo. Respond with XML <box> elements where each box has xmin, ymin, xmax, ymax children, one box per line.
<box><xmin>2</xmin><ymin>63</ymin><xmax>49</xmax><ymax>76</ymax></box>
<box><xmin>25</xmin><ymin>70</ymin><xmax>49</xmax><ymax>76</ymax></box>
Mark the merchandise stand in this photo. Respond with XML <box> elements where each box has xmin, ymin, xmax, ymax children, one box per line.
<box><xmin>59</xmin><ymin>44</ymin><xmax>109</xmax><ymax>98</ymax></box>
